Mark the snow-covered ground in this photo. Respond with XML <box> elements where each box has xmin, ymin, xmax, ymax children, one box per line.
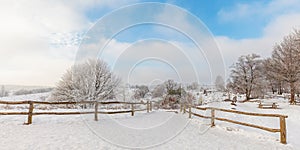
<box><xmin>0</xmin><ymin>110</ymin><xmax>293</xmax><ymax>150</ymax></box>
<box><xmin>0</xmin><ymin>92</ymin><xmax>298</xmax><ymax>149</ymax></box>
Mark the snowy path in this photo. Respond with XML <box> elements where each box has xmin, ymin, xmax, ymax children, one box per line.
<box><xmin>0</xmin><ymin>111</ymin><xmax>293</xmax><ymax>149</ymax></box>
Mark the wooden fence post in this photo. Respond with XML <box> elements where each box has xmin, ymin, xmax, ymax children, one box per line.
<box><xmin>211</xmin><ymin>108</ymin><xmax>215</xmax><ymax>127</ymax></box>
<box><xmin>189</xmin><ymin>105</ymin><xmax>192</xmax><ymax>118</ymax></box>
<box><xmin>131</xmin><ymin>104</ymin><xmax>134</xmax><ymax>116</ymax></box>
<box><xmin>183</xmin><ymin>104</ymin><xmax>186</xmax><ymax>114</ymax></box>
<box><xmin>280</xmin><ymin>116</ymin><xmax>287</xmax><ymax>144</ymax></box>
<box><xmin>94</xmin><ymin>102</ymin><xmax>98</xmax><ymax>121</ymax></box>
<box><xmin>27</xmin><ymin>101</ymin><xmax>34</xmax><ymax>125</ymax></box>
<box><xmin>147</xmin><ymin>101</ymin><xmax>149</xmax><ymax>113</ymax></box>
<box><xmin>150</xmin><ymin>101</ymin><xmax>152</xmax><ymax>111</ymax></box>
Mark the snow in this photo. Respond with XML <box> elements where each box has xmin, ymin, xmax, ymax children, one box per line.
<box><xmin>0</xmin><ymin>110</ymin><xmax>294</xmax><ymax>149</ymax></box>
<box><xmin>1</xmin><ymin>92</ymin><xmax>50</xmax><ymax>101</ymax></box>
<box><xmin>0</xmin><ymin>93</ymin><xmax>298</xmax><ymax>149</ymax></box>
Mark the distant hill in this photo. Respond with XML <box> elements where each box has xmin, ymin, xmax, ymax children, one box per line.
<box><xmin>0</xmin><ymin>85</ymin><xmax>53</xmax><ymax>91</ymax></box>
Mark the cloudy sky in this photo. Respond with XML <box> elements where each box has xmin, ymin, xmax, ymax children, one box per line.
<box><xmin>1</xmin><ymin>0</ymin><xmax>300</xmax><ymax>86</ymax></box>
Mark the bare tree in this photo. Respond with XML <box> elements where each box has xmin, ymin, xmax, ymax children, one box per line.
<box><xmin>265</xmin><ymin>30</ymin><xmax>300</xmax><ymax>104</ymax></box>
<box><xmin>295</xmin><ymin>81</ymin><xmax>300</xmax><ymax>98</ymax></box>
<box><xmin>228</xmin><ymin>53</ymin><xmax>263</xmax><ymax>100</ymax></box>
<box><xmin>50</xmin><ymin>59</ymin><xmax>120</xmax><ymax>102</ymax></box>
<box><xmin>164</xmin><ymin>79</ymin><xmax>182</xmax><ymax>96</ymax></box>
<box><xmin>215</xmin><ymin>75</ymin><xmax>225</xmax><ymax>91</ymax></box>
<box><xmin>263</xmin><ymin>59</ymin><xmax>284</xmax><ymax>95</ymax></box>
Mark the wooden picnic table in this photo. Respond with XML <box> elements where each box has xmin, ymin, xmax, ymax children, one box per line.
<box><xmin>258</xmin><ymin>102</ymin><xmax>278</xmax><ymax>109</ymax></box>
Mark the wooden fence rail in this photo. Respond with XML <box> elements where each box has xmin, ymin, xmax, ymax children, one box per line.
<box><xmin>0</xmin><ymin>100</ymin><xmax>152</xmax><ymax>125</ymax></box>
<box><xmin>0</xmin><ymin>100</ymin><xmax>147</xmax><ymax>105</ymax></box>
<box><xmin>181</xmin><ymin>104</ymin><xmax>288</xmax><ymax>144</ymax></box>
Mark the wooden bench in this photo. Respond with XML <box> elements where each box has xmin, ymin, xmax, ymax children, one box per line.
<box><xmin>258</xmin><ymin>102</ymin><xmax>278</xmax><ymax>109</ymax></box>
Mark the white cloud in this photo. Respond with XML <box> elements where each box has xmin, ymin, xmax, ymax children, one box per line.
<box><xmin>78</xmin><ymin>30</ymin><xmax>213</xmax><ymax>85</ymax></box>
<box><xmin>216</xmin><ymin>12</ymin><xmax>300</xmax><ymax>78</ymax></box>
<box><xmin>218</xmin><ymin>3</ymin><xmax>254</xmax><ymax>21</ymax></box>
<box><xmin>77</xmin><ymin>1</ymin><xmax>300</xmax><ymax>84</ymax></box>
<box><xmin>153</xmin><ymin>4</ymin><xmax>226</xmax><ymax>82</ymax></box>
<box><xmin>2</xmin><ymin>0</ymin><xmax>299</xmax><ymax>86</ymax></box>
<box><xmin>263</xmin><ymin>13</ymin><xmax>300</xmax><ymax>38</ymax></box>
<box><xmin>0</xmin><ymin>0</ymin><xmax>138</xmax><ymax>86</ymax></box>
<box><xmin>105</xmin><ymin>40</ymin><xmax>210</xmax><ymax>85</ymax></box>
<box><xmin>218</xmin><ymin>0</ymin><xmax>300</xmax><ymax>22</ymax></box>
<box><xmin>212</xmin><ymin>0</ymin><xmax>300</xmax><ymax>80</ymax></box>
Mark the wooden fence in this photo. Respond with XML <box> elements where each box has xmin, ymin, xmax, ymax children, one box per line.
<box><xmin>0</xmin><ymin>100</ymin><xmax>288</xmax><ymax>144</ymax></box>
<box><xmin>0</xmin><ymin>100</ymin><xmax>153</xmax><ymax>125</ymax></box>
<box><xmin>180</xmin><ymin>104</ymin><xmax>288</xmax><ymax>144</ymax></box>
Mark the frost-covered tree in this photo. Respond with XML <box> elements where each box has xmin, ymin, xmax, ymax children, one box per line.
<box><xmin>132</xmin><ymin>85</ymin><xmax>149</xmax><ymax>100</ymax></box>
<box><xmin>265</xmin><ymin>30</ymin><xmax>300</xmax><ymax>104</ymax></box>
<box><xmin>187</xmin><ymin>82</ymin><xmax>199</xmax><ymax>91</ymax></box>
<box><xmin>118</xmin><ymin>84</ymin><xmax>130</xmax><ymax>101</ymax></box>
<box><xmin>0</xmin><ymin>85</ymin><xmax>8</xmax><ymax>97</ymax></box>
<box><xmin>184</xmin><ymin>92</ymin><xmax>196</xmax><ymax>104</ymax></box>
<box><xmin>228</xmin><ymin>54</ymin><xmax>263</xmax><ymax>100</ymax></box>
<box><xmin>215</xmin><ymin>75</ymin><xmax>225</xmax><ymax>91</ymax></box>
<box><xmin>151</xmin><ymin>84</ymin><xmax>166</xmax><ymax>98</ymax></box>
<box><xmin>50</xmin><ymin>59</ymin><xmax>120</xmax><ymax>102</ymax></box>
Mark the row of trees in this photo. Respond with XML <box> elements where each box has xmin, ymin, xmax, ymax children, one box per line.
<box><xmin>0</xmin><ymin>86</ymin><xmax>53</xmax><ymax>97</ymax></box>
<box><xmin>228</xmin><ymin>29</ymin><xmax>300</xmax><ymax>104</ymax></box>
<box><xmin>50</xmin><ymin>30</ymin><xmax>299</xmax><ymax>105</ymax></box>
<box><xmin>13</xmin><ymin>88</ymin><xmax>53</xmax><ymax>96</ymax></box>
<box><xmin>50</xmin><ymin>57</ymin><xmax>195</xmax><ymax>103</ymax></box>
<box><xmin>132</xmin><ymin>79</ymin><xmax>185</xmax><ymax>100</ymax></box>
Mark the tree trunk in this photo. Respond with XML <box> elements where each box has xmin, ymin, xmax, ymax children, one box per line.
<box><xmin>278</xmin><ymin>83</ymin><xmax>283</xmax><ymax>95</ymax></box>
<box><xmin>227</xmin><ymin>92</ymin><xmax>231</xmax><ymax>100</ymax></box>
<box><xmin>245</xmin><ymin>88</ymin><xmax>251</xmax><ymax>100</ymax></box>
<box><xmin>290</xmin><ymin>82</ymin><xmax>295</xmax><ymax>104</ymax></box>
<box><xmin>246</xmin><ymin>95</ymin><xmax>250</xmax><ymax>100</ymax></box>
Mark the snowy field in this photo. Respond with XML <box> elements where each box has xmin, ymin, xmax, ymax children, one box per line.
<box><xmin>0</xmin><ymin>93</ymin><xmax>299</xmax><ymax>149</ymax></box>
<box><xmin>0</xmin><ymin>111</ymin><xmax>294</xmax><ymax>150</ymax></box>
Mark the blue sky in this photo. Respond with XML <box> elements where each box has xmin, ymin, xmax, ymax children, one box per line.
<box><xmin>85</xmin><ymin>0</ymin><xmax>273</xmax><ymax>39</ymax></box>
<box><xmin>0</xmin><ymin>0</ymin><xmax>300</xmax><ymax>86</ymax></box>
<box><xmin>78</xmin><ymin>0</ymin><xmax>300</xmax><ymax>85</ymax></box>
<box><xmin>172</xmin><ymin>0</ymin><xmax>268</xmax><ymax>39</ymax></box>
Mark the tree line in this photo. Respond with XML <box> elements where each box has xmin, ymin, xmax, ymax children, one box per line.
<box><xmin>227</xmin><ymin>29</ymin><xmax>300</xmax><ymax>104</ymax></box>
<box><xmin>50</xmin><ymin>29</ymin><xmax>299</xmax><ymax>105</ymax></box>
